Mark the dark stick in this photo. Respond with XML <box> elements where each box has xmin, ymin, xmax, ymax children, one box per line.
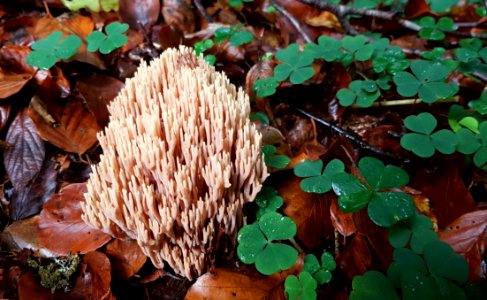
<box><xmin>292</xmin><ymin>106</ymin><xmax>408</xmax><ymax>162</ymax></box>
<box><xmin>193</xmin><ymin>0</ymin><xmax>213</xmax><ymax>23</ymax></box>
<box><xmin>270</xmin><ymin>0</ymin><xmax>313</xmax><ymax>43</ymax></box>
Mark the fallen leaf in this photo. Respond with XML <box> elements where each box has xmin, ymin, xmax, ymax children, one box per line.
<box><xmin>280</xmin><ymin>177</ymin><xmax>334</xmax><ymax>248</ymax></box>
<box><xmin>3</xmin><ymin>108</ymin><xmax>45</xmax><ymax>190</ymax></box>
<box><xmin>28</xmin><ymin>100</ymin><xmax>101</xmax><ymax>154</ymax></box>
<box><xmin>440</xmin><ymin>210</ymin><xmax>487</xmax><ymax>281</ymax></box>
<box><xmin>305</xmin><ymin>11</ymin><xmax>342</xmax><ymax>30</ymax></box>
<box><xmin>0</xmin><ymin>104</ymin><xmax>11</xmax><ymax>132</ymax></box>
<box><xmin>37</xmin><ymin>183</ymin><xmax>112</xmax><ymax>255</ymax></box>
<box><xmin>119</xmin><ymin>0</ymin><xmax>160</xmax><ymax>28</ymax></box>
<box><xmin>185</xmin><ymin>268</ymin><xmax>285</xmax><ymax>300</ymax></box>
<box><xmin>104</xmin><ymin>239</ymin><xmax>146</xmax><ymax>280</ymax></box>
<box><xmin>17</xmin><ymin>272</ymin><xmax>53</xmax><ymax>300</ymax></box>
<box><xmin>162</xmin><ymin>0</ymin><xmax>195</xmax><ymax>34</ymax></box>
<box><xmin>9</xmin><ymin>158</ymin><xmax>57</xmax><ymax>220</ymax></box>
<box><xmin>336</xmin><ymin>233</ymin><xmax>373</xmax><ymax>280</ymax></box>
<box><xmin>0</xmin><ymin>72</ymin><xmax>32</xmax><ymax>99</ymax></box>
<box><xmin>330</xmin><ymin>198</ymin><xmax>356</xmax><ymax>237</ymax></box>
<box><xmin>76</xmin><ymin>74</ymin><xmax>124</xmax><ymax>128</ymax></box>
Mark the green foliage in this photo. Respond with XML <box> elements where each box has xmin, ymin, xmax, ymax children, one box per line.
<box><xmin>285</xmin><ymin>272</ymin><xmax>318</xmax><ymax>300</ymax></box>
<box><xmin>255</xmin><ymin>186</ymin><xmax>283</xmax><ymax>219</ymax></box>
<box><xmin>254</xmin><ymin>77</ymin><xmax>279</xmax><ymax>97</ymax></box>
<box><xmin>331</xmin><ymin>157</ymin><xmax>415</xmax><ymax>227</ymax></box>
<box><xmin>336</xmin><ymin>80</ymin><xmax>381</xmax><ymax>107</ymax></box>
<box><xmin>469</xmin><ymin>90</ymin><xmax>487</xmax><ymax>114</ymax></box>
<box><xmin>401</xmin><ymin>112</ymin><xmax>457</xmax><ymax>157</ymax></box>
<box><xmin>214</xmin><ymin>25</ymin><xmax>254</xmax><ymax>46</ymax></box>
<box><xmin>294</xmin><ymin>159</ymin><xmax>345</xmax><ymax>193</ymax></box>
<box><xmin>87</xmin><ymin>22</ymin><xmax>128</xmax><ymax>54</ymax></box>
<box><xmin>373</xmin><ymin>46</ymin><xmax>410</xmax><ymax>75</ymax></box>
<box><xmin>426</xmin><ymin>0</ymin><xmax>458</xmax><ymax>13</ymax></box>
<box><xmin>303</xmin><ymin>251</ymin><xmax>336</xmax><ymax>285</ymax></box>
<box><xmin>194</xmin><ymin>39</ymin><xmax>214</xmax><ymax>56</ymax></box>
<box><xmin>387</xmin><ymin>213</ymin><xmax>438</xmax><ymax>254</ymax></box>
<box><xmin>61</xmin><ymin>0</ymin><xmax>118</xmax><ymax>12</ymax></box>
<box><xmin>274</xmin><ymin>44</ymin><xmax>315</xmax><ymax>84</ymax></box>
<box><xmin>28</xmin><ymin>254</ymin><xmax>81</xmax><ymax>293</ymax></box>
<box><xmin>237</xmin><ymin>212</ymin><xmax>298</xmax><ymax>275</ymax></box>
<box><xmin>249</xmin><ymin>111</ymin><xmax>270</xmax><ymax>124</ymax></box>
<box><xmin>417</xmin><ymin>17</ymin><xmax>457</xmax><ymax>41</ymax></box>
<box><xmin>350</xmin><ymin>271</ymin><xmax>400</xmax><ymax>300</ymax></box>
<box><xmin>228</xmin><ymin>0</ymin><xmax>253</xmax><ymax>8</ymax></box>
<box><xmin>305</xmin><ymin>35</ymin><xmax>344</xmax><ymax>62</ymax></box>
<box><xmin>262</xmin><ymin>144</ymin><xmax>291</xmax><ymax>168</ymax></box>
<box><xmin>393</xmin><ymin>60</ymin><xmax>459</xmax><ymax>103</ymax></box>
<box><xmin>27</xmin><ymin>31</ymin><xmax>82</xmax><ymax>70</ymax></box>
<box><xmin>340</xmin><ymin>35</ymin><xmax>375</xmax><ymax>65</ymax></box>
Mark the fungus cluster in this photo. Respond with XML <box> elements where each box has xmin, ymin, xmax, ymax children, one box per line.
<box><xmin>81</xmin><ymin>47</ymin><xmax>268</xmax><ymax>279</ymax></box>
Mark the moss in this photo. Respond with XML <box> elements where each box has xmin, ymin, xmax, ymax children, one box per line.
<box><xmin>28</xmin><ymin>254</ymin><xmax>80</xmax><ymax>293</ymax></box>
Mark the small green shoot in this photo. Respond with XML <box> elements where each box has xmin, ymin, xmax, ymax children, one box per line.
<box><xmin>262</xmin><ymin>144</ymin><xmax>291</xmax><ymax>169</ymax></box>
<box><xmin>274</xmin><ymin>43</ymin><xmax>315</xmax><ymax>84</ymax></box>
<box><xmin>294</xmin><ymin>159</ymin><xmax>345</xmax><ymax>193</ymax></box>
<box><xmin>401</xmin><ymin>112</ymin><xmax>457</xmax><ymax>157</ymax></box>
<box><xmin>340</xmin><ymin>35</ymin><xmax>375</xmax><ymax>65</ymax></box>
<box><xmin>417</xmin><ymin>16</ymin><xmax>457</xmax><ymax>41</ymax></box>
<box><xmin>87</xmin><ymin>21</ymin><xmax>129</xmax><ymax>54</ymax></box>
<box><xmin>373</xmin><ymin>46</ymin><xmax>410</xmax><ymax>75</ymax></box>
<box><xmin>331</xmin><ymin>157</ymin><xmax>415</xmax><ymax>227</ymax></box>
<box><xmin>337</xmin><ymin>80</ymin><xmax>381</xmax><ymax>107</ymax></box>
<box><xmin>303</xmin><ymin>251</ymin><xmax>336</xmax><ymax>285</ymax></box>
<box><xmin>305</xmin><ymin>35</ymin><xmax>344</xmax><ymax>62</ymax></box>
<box><xmin>393</xmin><ymin>60</ymin><xmax>459</xmax><ymax>103</ymax></box>
<box><xmin>249</xmin><ymin>111</ymin><xmax>270</xmax><ymax>124</ymax></box>
<box><xmin>254</xmin><ymin>77</ymin><xmax>279</xmax><ymax>97</ymax></box>
<box><xmin>194</xmin><ymin>39</ymin><xmax>214</xmax><ymax>56</ymax></box>
<box><xmin>387</xmin><ymin>213</ymin><xmax>438</xmax><ymax>254</ymax></box>
<box><xmin>228</xmin><ymin>0</ymin><xmax>253</xmax><ymax>8</ymax></box>
<box><xmin>469</xmin><ymin>90</ymin><xmax>487</xmax><ymax>114</ymax></box>
<box><xmin>285</xmin><ymin>272</ymin><xmax>318</xmax><ymax>300</ymax></box>
<box><xmin>237</xmin><ymin>211</ymin><xmax>298</xmax><ymax>275</ymax></box>
<box><xmin>255</xmin><ymin>186</ymin><xmax>283</xmax><ymax>219</ymax></box>
<box><xmin>27</xmin><ymin>31</ymin><xmax>82</xmax><ymax>70</ymax></box>
<box><xmin>350</xmin><ymin>271</ymin><xmax>400</xmax><ymax>300</ymax></box>
<box><xmin>426</xmin><ymin>0</ymin><xmax>458</xmax><ymax>13</ymax></box>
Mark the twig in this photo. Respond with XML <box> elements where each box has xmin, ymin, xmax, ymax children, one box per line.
<box><xmin>270</xmin><ymin>0</ymin><xmax>313</xmax><ymax>43</ymax></box>
<box><xmin>193</xmin><ymin>0</ymin><xmax>213</xmax><ymax>23</ymax></box>
<box><xmin>292</xmin><ymin>106</ymin><xmax>408</xmax><ymax>162</ymax></box>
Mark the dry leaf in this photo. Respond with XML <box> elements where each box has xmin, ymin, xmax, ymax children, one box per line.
<box><xmin>0</xmin><ymin>72</ymin><xmax>32</xmax><ymax>99</ymax></box>
<box><xmin>3</xmin><ymin>108</ymin><xmax>45</xmax><ymax>190</ymax></box>
<box><xmin>162</xmin><ymin>0</ymin><xmax>195</xmax><ymax>34</ymax></box>
<box><xmin>28</xmin><ymin>100</ymin><xmax>101</xmax><ymax>154</ymax></box>
<box><xmin>330</xmin><ymin>198</ymin><xmax>356</xmax><ymax>237</ymax></box>
<box><xmin>336</xmin><ymin>234</ymin><xmax>373</xmax><ymax>280</ymax></box>
<box><xmin>37</xmin><ymin>183</ymin><xmax>112</xmax><ymax>255</ymax></box>
<box><xmin>105</xmin><ymin>239</ymin><xmax>146</xmax><ymax>280</ymax></box>
<box><xmin>119</xmin><ymin>0</ymin><xmax>160</xmax><ymax>28</ymax></box>
<box><xmin>440</xmin><ymin>210</ymin><xmax>487</xmax><ymax>281</ymax></box>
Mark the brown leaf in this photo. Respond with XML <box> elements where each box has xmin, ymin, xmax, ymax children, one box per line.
<box><xmin>104</xmin><ymin>239</ymin><xmax>146</xmax><ymax>280</ymax></box>
<box><xmin>162</xmin><ymin>0</ymin><xmax>195</xmax><ymax>34</ymax></box>
<box><xmin>330</xmin><ymin>198</ymin><xmax>356</xmax><ymax>237</ymax></box>
<box><xmin>76</xmin><ymin>74</ymin><xmax>124</xmax><ymax>128</ymax></box>
<box><xmin>3</xmin><ymin>108</ymin><xmax>45</xmax><ymax>190</ymax></box>
<box><xmin>9</xmin><ymin>157</ymin><xmax>57</xmax><ymax>220</ymax></box>
<box><xmin>280</xmin><ymin>177</ymin><xmax>334</xmax><ymax>248</ymax></box>
<box><xmin>28</xmin><ymin>100</ymin><xmax>101</xmax><ymax>154</ymax></box>
<box><xmin>119</xmin><ymin>0</ymin><xmax>160</xmax><ymax>28</ymax></box>
<box><xmin>0</xmin><ymin>104</ymin><xmax>11</xmax><ymax>132</ymax></box>
<box><xmin>37</xmin><ymin>183</ymin><xmax>112</xmax><ymax>255</ymax></box>
<box><xmin>0</xmin><ymin>45</ymin><xmax>36</xmax><ymax>74</ymax></box>
<box><xmin>440</xmin><ymin>210</ymin><xmax>487</xmax><ymax>281</ymax></box>
<box><xmin>245</xmin><ymin>59</ymin><xmax>276</xmax><ymax>102</ymax></box>
<box><xmin>336</xmin><ymin>234</ymin><xmax>373</xmax><ymax>280</ymax></box>
<box><xmin>0</xmin><ymin>72</ymin><xmax>32</xmax><ymax>99</ymax></box>
<box><xmin>17</xmin><ymin>272</ymin><xmax>53</xmax><ymax>300</ymax></box>
<box><xmin>185</xmin><ymin>268</ymin><xmax>285</xmax><ymax>300</ymax></box>
<box><xmin>0</xmin><ymin>216</ymin><xmax>51</xmax><ymax>255</ymax></box>
<box><xmin>65</xmin><ymin>251</ymin><xmax>113</xmax><ymax>300</ymax></box>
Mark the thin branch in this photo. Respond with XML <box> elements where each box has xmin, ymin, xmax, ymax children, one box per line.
<box><xmin>270</xmin><ymin>0</ymin><xmax>313</xmax><ymax>43</ymax></box>
<box><xmin>193</xmin><ymin>0</ymin><xmax>213</xmax><ymax>23</ymax></box>
<box><xmin>292</xmin><ymin>106</ymin><xmax>408</xmax><ymax>162</ymax></box>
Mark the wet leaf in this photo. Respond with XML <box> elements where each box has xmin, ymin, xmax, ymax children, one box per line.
<box><xmin>0</xmin><ymin>72</ymin><xmax>32</xmax><ymax>99</ymax></box>
<box><xmin>161</xmin><ymin>0</ymin><xmax>195</xmax><ymax>34</ymax></box>
<box><xmin>28</xmin><ymin>100</ymin><xmax>101</xmax><ymax>154</ymax></box>
<box><xmin>330</xmin><ymin>198</ymin><xmax>357</xmax><ymax>237</ymax></box>
<box><xmin>37</xmin><ymin>183</ymin><xmax>112</xmax><ymax>255</ymax></box>
<box><xmin>119</xmin><ymin>0</ymin><xmax>160</xmax><ymax>28</ymax></box>
<box><xmin>105</xmin><ymin>239</ymin><xmax>146</xmax><ymax>280</ymax></box>
<box><xmin>3</xmin><ymin>108</ymin><xmax>45</xmax><ymax>190</ymax></box>
<box><xmin>9</xmin><ymin>158</ymin><xmax>57</xmax><ymax>220</ymax></box>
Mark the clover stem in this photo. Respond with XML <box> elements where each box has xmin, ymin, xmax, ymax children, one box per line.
<box><xmin>289</xmin><ymin>238</ymin><xmax>304</xmax><ymax>253</ymax></box>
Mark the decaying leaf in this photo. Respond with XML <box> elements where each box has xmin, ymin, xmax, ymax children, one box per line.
<box><xmin>37</xmin><ymin>183</ymin><xmax>112</xmax><ymax>255</ymax></box>
<box><xmin>3</xmin><ymin>108</ymin><xmax>45</xmax><ymax>190</ymax></box>
<box><xmin>0</xmin><ymin>72</ymin><xmax>32</xmax><ymax>99</ymax></box>
<box><xmin>330</xmin><ymin>198</ymin><xmax>356</xmax><ymax>237</ymax></box>
<box><xmin>104</xmin><ymin>239</ymin><xmax>146</xmax><ymax>280</ymax></box>
<box><xmin>28</xmin><ymin>100</ymin><xmax>100</xmax><ymax>154</ymax></box>
<box><xmin>162</xmin><ymin>0</ymin><xmax>195</xmax><ymax>34</ymax></box>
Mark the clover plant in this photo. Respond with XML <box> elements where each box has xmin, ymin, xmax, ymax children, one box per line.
<box><xmin>417</xmin><ymin>16</ymin><xmax>457</xmax><ymax>41</ymax></box>
<box><xmin>426</xmin><ymin>0</ymin><xmax>458</xmax><ymax>13</ymax></box>
<box><xmin>285</xmin><ymin>272</ymin><xmax>317</xmax><ymax>300</ymax></box>
<box><xmin>254</xmin><ymin>186</ymin><xmax>283</xmax><ymax>219</ymax></box>
<box><xmin>340</xmin><ymin>35</ymin><xmax>375</xmax><ymax>66</ymax></box>
<box><xmin>228</xmin><ymin>0</ymin><xmax>253</xmax><ymax>8</ymax></box>
<box><xmin>237</xmin><ymin>211</ymin><xmax>298</xmax><ymax>275</ymax></box>
<box><xmin>303</xmin><ymin>251</ymin><xmax>336</xmax><ymax>285</ymax></box>
<box><xmin>274</xmin><ymin>43</ymin><xmax>315</xmax><ymax>84</ymax></box>
<box><xmin>254</xmin><ymin>77</ymin><xmax>279</xmax><ymax>97</ymax></box>
<box><xmin>469</xmin><ymin>90</ymin><xmax>487</xmax><ymax>114</ymax></box>
<box><xmin>294</xmin><ymin>159</ymin><xmax>345</xmax><ymax>193</ymax></box>
<box><xmin>331</xmin><ymin>157</ymin><xmax>415</xmax><ymax>227</ymax></box>
<box><xmin>305</xmin><ymin>35</ymin><xmax>344</xmax><ymax>62</ymax></box>
<box><xmin>262</xmin><ymin>144</ymin><xmax>291</xmax><ymax>168</ymax></box>
<box><xmin>373</xmin><ymin>46</ymin><xmax>410</xmax><ymax>75</ymax></box>
<box><xmin>393</xmin><ymin>60</ymin><xmax>459</xmax><ymax>103</ymax></box>
<box><xmin>387</xmin><ymin>213</ymin><xmax>439</xmax><ymax>254</ymax></box>
<box><xmin>87</xmin><ymin>21</ymin><xmax>128</xmax><ymax>54</ymax></box>
<box><xmin>27</xmin><ymin>31</ymin><xmax>82</xmax><ymax>70</ymax></box>
<box><xmin>350</xmin><ymin>271</ymin><xmax>400</xmax><ymax>300</ymax></box>
<box><xmin>336</xmin><ymin>80</ymin><xmax>381</xmax><ymax>107</ymax></box>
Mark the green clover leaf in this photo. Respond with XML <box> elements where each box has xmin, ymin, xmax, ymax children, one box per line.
<box><xmin>305</xmin><ymin>35</ymin><xmax>344</xmax><ymax>62</ymax></box>
<box><xmin>285</xmin><ymin>272</ymin><xmax>318</xmax><ymax>300</ymax></box>
<box><xmin>255</xmin><ymin>186</ymin><xmax>283</xmax><ymax>219</ymax></box>
<box><xmin>401</xmin><ymin>112</ymin><xmax>458</xmax><ymax>157</ymax></box>
<box><xmin>294</xmin><ymin>159</ymin><xmax>345</xmax><ymax>194</ymax></box>
<box><xmin>194</xmin><ymin>39</ymin><xmax>214</xmax><ymax>56</ymax></box>
<box><xmin>253</xmin><ymin>77</ymin><xmax>279</xmax><ymax>97</ymax></box>
<box><xmin>388</xmin><ymin>214</ymin><xmax>438</xmax><ymax>254</ymax></box>
<box><xmin>417</xmin><ymin>16</ymin><xmax>457</xmax><ymax>41</ymax></box>
<box><xmin>274</xmin><ymin>43</ymin><xmax>315</xmax><ymax>84</ymax></box>
<box><xmin>469</xmin><ymin>90</ymin><xmax>487</xmax><ymax>114</ymax></box>
<box><xmin>262</xmin><ymin>144</ymin><xmax>290</xmax><ymax>169</ymax></box>
<box><xmin>87</xmin><ymin>22</ymin><xmax>128</xmax><ymax>54</ymax></box>
<box><xmin>424</xmin><ymin>241</ymin><xmax>469</xmax><ymax>282</ymax></box>
<box><xmin>341</xmin><ymin>35</ymin><xmax>374</xmax><ymax>62</ymax></box>
<box><xmin>350</xmin><ymin>271</ymin><xmax>400</xmax><ymax>300</ymax></box>
<box><xmin>426</xmin><ymin>0</ymin><xmax>457</xmax><ymax>13</ymax></box>
<box><xmin>27</xmin><ymin>31</ymin><xmax>82</xmax><ymax>70</ymax></box>
<box><xmin>373</xmin><ymin>46</ymin><xmax>410</xmax><ymax>75</ymax></box>
<box><xmin>303</xmin><ymin>252</ymin><xmax>336</xmax><ymax>285</ymax></box>
<box><xmin>229</xmin><ymin>30</ymin><xmax>253</xmax><ymax>46</ymax></box>
<box><xmin>337</xmin><ymin>80</ymin><xmax>381</xmax><ymax>107</ymax></box>
<box><xmin>393</xmin><ymin>60</ymin><xmax>459</xmax><ymax>103</ymax></box>
<box><xmin>237</xmin><ymin>212</ymin><xmax>298</xmax><ymax>275</ymax></box>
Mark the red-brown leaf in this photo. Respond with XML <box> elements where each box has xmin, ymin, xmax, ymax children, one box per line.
<box><xmin>28</xmin><ymin>100</ymin><xmax>101</xmax><ymax>154</ymax></box>
<box><xmin>336</xmin><ymin>234</ymin><xmax>373</xmax><ymax>280</ymax></box>
<box><xmin>9</xmin><ymin>158</ymin><xmax>57</xmax><ymax>220</ymax></box>
<box><xmin>440</xmin><ymin>210</ymin><xmax>487</xmax><ymax>281</ymax></box>
<box><xmin>330</xmin><ymin>198</ymin><xmax>356</xmax><ymax>237</ymax></box>
<box><xmin>17</xmin><ymin>272</ymin><xmax>53</xmax><ymax>300</ymax></box>
<box><xmin>104</xmin><ymin>239</ymin><xmax>146</xmax><ymax>280</ymax></box>
<box><xmin>3</xmin><ymin>108</ymin><xmax>45</xmax><ymax>190</ymax></box>
<box><xmin>0</xmin><ymin>72</ymin><xmax>32</xmax><ymax>99</ymax></box>
<box><xmin>37</xmin><ymin>183</ymin><xmax>112</xmax><ymax>255</ymax></box>
<box><xmin>119</xmin><ymin>0</ymin><xmax>160</xmax><ymax>28</ymax></box>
